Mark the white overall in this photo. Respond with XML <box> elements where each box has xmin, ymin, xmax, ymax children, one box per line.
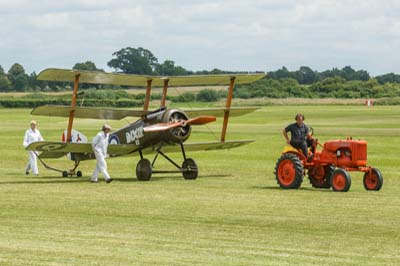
<box><xmin>91</xmin><ymin>131</ymin><xmax>111</xmax><ymax>182</ymax></box>
<box><xmin>23</xmin><ymin>128</ymin><xmax>43</xmax><ymax>175</ymax></box>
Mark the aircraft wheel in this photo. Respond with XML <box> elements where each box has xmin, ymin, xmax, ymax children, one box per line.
<box><xmin>76</xmin><ymin>171</ymin><xmax>83</xmax><ymax>177</ymax></box>
<box><xmin>308</xmin><ymin>165</ymin><xmax>334</xmax><ymax>188</ymax></box>
<box><xmin>62</xmin><ymin>171</ymin><xmax>68</xmax><ymax>178</ymax></box>
<box><xmin>331</xmin><ymin>168</ymin><xmax>351</xmax><ymax>192</ymax></box>
<box><xmin>182</xmin><ymin>158</ymin><xmax>198</xmax><ymax>180</ymax></box>
<box><xmin>275</xmin><ymin>153</ymin><xmax>303</xmax><ymax>189</ymax></box>
<box><xmin>136</xmin><ymin>159</ymin><xmax>152</xmax><ymax>181</ymax></box>
<box><xmin>363</xmin><ymin>168</ymin><xmax>383</xmax><ymax>191</ymax></box>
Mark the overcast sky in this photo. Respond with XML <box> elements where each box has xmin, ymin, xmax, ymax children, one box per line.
<box><xmin>1</xmin><ymin>0</ymin><xmax>399</xmax><ymax>76</ymax></box>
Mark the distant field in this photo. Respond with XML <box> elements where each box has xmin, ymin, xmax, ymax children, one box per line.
<box><xmin>0</xmin><ymin>86</ymin><xmax>226</xmax><ymax>98</ymax></box>
<box><xmin>0</xmin><ymin>91</ymin><xmax>368</xmax><ymax>104</ymax></box>
<box><xmin>0</xmin><ymin>105</ymin><xmax>399</xmax><ymax>266</ymax></box>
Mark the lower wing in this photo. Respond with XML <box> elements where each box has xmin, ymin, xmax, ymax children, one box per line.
<box><xmin>142</xmin><ymin>139</ymin><xmax>254</xmax><ymax>154</ymax></box>
<box><xmin>26</xmin><ymin>141</ymin><xmax>137</xmax><ymax>159</ymax></box>
<box><xmin>27</xmin><ymin>140</ymin><xmax>253</xmax><ymax>159</ymax></box>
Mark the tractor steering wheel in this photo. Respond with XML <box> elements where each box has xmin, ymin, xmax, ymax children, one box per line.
<box><xmin>309</xmin><ymin>127</ymin><xmax>314</xmax><ymax>137</ymax></box>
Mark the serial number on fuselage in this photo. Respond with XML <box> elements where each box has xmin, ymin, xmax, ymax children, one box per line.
<box><xmin>126</xmin><ymin>126</ymin><xmax>144</xmax><ymax>145</ymax></box>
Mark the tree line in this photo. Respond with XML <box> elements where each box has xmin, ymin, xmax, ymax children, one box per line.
<box><xmin>1</xmin><ymin>47</ymin><xmax>400</xmax><ymax>99</ymax></box>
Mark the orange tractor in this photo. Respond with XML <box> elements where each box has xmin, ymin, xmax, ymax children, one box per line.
<box><xmin>274</xmin><ymin>136</ymin><xmax>383</xmax><ymax>192</ymax></box>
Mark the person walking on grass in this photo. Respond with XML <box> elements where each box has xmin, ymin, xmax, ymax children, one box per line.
<box><xmin>23</xmin><ymin>120</ymin><xmax>44</xmax><ymax>176</ymax></box>
<box><xmin>91</xmin><ymin>124</ymin><xmax>113</xmax><ymax>183</ymax></box>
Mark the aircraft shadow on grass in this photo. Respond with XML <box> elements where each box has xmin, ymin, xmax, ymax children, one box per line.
<box><xmin>0</xmin><ymin>173</ymin><xmax>231</xmax><ymax>185</ymax></box>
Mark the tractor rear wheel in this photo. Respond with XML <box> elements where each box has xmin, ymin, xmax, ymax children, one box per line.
<box><xmin>363</xmin><ymin>168</ymin><xmax>383</xmax><ymax>191</ymax></box>
<box><xmin>331</xmin><ymin>168</ymin><xmax>351</xmax><ymax>192</ymax></box>
<box><xmin>308</xmin><ymin>165</ymin><xmax>334</xmax><ymax>188</ymax></box>
<box><xmin>275</xmin><ymin>153</ymin><xmax>303</xmax><ymax>189</ymax></box>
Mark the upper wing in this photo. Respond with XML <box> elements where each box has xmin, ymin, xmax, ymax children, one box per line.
<box><xmin>31</xmin><ymin>105</ymin><xmax>259</xmax><ymax>120</ymax></box>
<box><xmin>31</xmin><ymin>105</ymin><xmax>145</xmax><ymax>120</ymax></box>
<box><xmin>37</xmin><ymin>68</ymin><xmax>266</xmax><ymax>87</ymax></box>
<box><xmin>184</xmin><ymin>107</ymin><xmax>259</xmax><ymax>117</ymax></box>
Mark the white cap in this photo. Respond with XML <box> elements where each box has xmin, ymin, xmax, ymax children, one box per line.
<box><xmin>102</xmin><ymin>124</ymin><xmax>112</xmax><ymax>130</ymax></box>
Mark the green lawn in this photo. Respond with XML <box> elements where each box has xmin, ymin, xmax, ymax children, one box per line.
<box><xmin>0</xmin><ymin>105</ymin><xmax>399</xmax><ymax>266</ymax></box>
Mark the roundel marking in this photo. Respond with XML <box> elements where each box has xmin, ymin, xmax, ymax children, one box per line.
<box><xmin>109</xmin><ymin>135</ymin><xmax>120</xmax><ymax>145</ymax></box>
<box><xmin>37</xmin><ymin>143</ymin><xmax>67</xmax><ymax>151</ymax></box>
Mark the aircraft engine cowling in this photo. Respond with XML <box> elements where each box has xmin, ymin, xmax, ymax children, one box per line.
<box><xmin>161</xmin><ymin>109</ymin><xmax>191</xmax><ymax>144</ymax></box>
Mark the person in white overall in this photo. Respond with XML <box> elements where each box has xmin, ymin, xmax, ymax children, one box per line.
<box><xmin>23</xmin><ymin>120</ymin><xmax>44</xmax><ymax>175</ymax></box>
<box><xmin>91</xmin><ymin>124</ymin><xmax>113</xmax><ymax>183</ymax></box>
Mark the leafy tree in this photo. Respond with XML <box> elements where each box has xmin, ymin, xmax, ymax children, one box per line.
<box><xmin>174</xmin><ymin>66</ymin><xmax>190</xmax><ymax>75</ymax></box>
<box><xmin>8</xmin><ymin>63</ymin><xmax>29</xmax><ymax>91</ymax></box>
<box><xmin>108</xmin><ymin>47</ymin><xmax>158</xmax><ymax>74</ymax></box>
<box><xmin>355</xmin><ymin>70</ymin><xmax>370</xmax><ymax>81</ymax></box>
<box><xmin>155</xmin><ymin>60</ymin><xmax>189</xmax><ymax>76</ymax></box>
<box><xmin>0</xmin><ymin>75</ymin><xmax>11</xmax><ymax>91</ymax></box>
<box><xmin>0</xmin><ymin>65</ymin><xmax>11</xmax><ymax>91</ymax></box>
<box><xmin>156</xmin><ymin>60</ymin><xmax>175</xmax><ymax>75</ymax></box>
<box><xmin>341</xmin><ymin>66</ymin><xmax>357</xmax><ymax>80</ymax></box>
<box><xmin>296</xmin><ymin>66</ymin><xmax>317</xmax><ymax>84</ymax></box>
<box><xmin>8</xmin><ymin>63</ymin><xmax>25</xmax><ymax>77</ymax></box>
<box><xmin>268</xmin><ymin>66</ymin><xmax>291</xmax><ymax>80</ymax></box>
<box><xmin>73</xmin><ymin>61</ymin><xmax>104</xmax><ymax>72</ymax></box>
<box><xmin>375</xmin><ymin>73</ymin><xmax>400</xmax><ymax>84</ymax></box>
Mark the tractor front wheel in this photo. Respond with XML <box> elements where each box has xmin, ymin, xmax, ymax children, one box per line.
<box><xmin>275</xmin><ymin>153</ymin><xmax>303</xmax><ymax>189</ymax></box>
<box><xmin>363</xmin><ymin>168</ymin><xmax>383</xmax><ymax>191</ymax></box>
<box><xmin>331</xmin><ymin>168</ymin><xmax>351</xmax><ymax>192</ymax></box>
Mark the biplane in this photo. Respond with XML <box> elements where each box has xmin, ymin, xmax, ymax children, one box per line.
<box><xmin>27</xmin><ymin>68</ymin><xmax>265</xmax><ymax>181</ymax></box>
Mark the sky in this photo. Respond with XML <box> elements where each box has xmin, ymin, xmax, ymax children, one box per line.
<box><xmin>1</xmin><ymin>0</ymin><xmax>399</xmax><ymax>76</ymax></box>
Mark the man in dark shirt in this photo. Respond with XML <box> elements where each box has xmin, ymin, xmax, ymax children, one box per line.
<box><xmin>282</xmin><ymin>113</ymin><xmax>314</xmax><ymax>158</ymax></box>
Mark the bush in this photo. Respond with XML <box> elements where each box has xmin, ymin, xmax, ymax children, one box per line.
<box><xmin>196</xmin><ymin>89</ymin><xmax>221</xmax><ymax>102</ymax></box>
<box><xmin>173</xmin><ymin>92</ymin><xmax>196</xmax><ymax>102</ymax></box>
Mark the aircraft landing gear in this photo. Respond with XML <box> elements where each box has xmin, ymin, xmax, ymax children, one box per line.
<box><xmin>136</xmin><ymin>142</ymin><xmax>199</xmax><ymax>181</ymax></box>
<box><xmin>182</xmin><ymin>158</ymin><xmax>198</xmax><ymax>180</ymax></box>
<box><xmin>61</xmin><ymin>168</ymin><xmax>82</xmax><ymax>178</ymax></box>
<box><xmin>136</xmin><ymin>158</ymin><xmax>152</xmax><ymax>181</ymax></box>
<box><xmin>36</xmin><ymin>153</ymin><xmax>83</xmax><ymax>177</ymax></box>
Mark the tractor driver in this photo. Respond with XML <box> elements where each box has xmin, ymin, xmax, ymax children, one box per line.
<box><xmin>282</xmin><ymin>113</ymin><xmax>315</xmax><ymax>158</ymax></box>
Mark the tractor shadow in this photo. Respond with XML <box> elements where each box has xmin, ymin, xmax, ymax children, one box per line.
<box><xmin>252</xmin><ymin>185</ymin><xmax>333</xmax><ymax>192</ymax></box>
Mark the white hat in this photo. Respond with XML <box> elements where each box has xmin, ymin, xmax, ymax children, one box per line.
<box><xmin>102</xmin><ymin>124</ymin><xmax>112</xmax><ymax>130</ymax></box>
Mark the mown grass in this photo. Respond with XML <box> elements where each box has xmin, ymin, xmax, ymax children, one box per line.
<box><xmin>0</xmin><ymin>105</ymin><xmax>399</xmax><ymax>266</ymax></box>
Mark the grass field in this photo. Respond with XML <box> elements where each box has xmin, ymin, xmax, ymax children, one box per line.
<box><xmin>0</xmin><ymin>105</ymin><xmax>399</xmax><ymax>266</ymax></box>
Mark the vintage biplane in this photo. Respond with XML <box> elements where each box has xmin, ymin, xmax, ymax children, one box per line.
<box><xmin>27</xmin><ymin>68</ymin><xmax>265</xmax><ymax>181</ymax></box>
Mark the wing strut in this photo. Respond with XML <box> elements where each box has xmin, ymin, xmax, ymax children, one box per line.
<box><xmin>220</xmin><ymin>77</ymin><xmax>236</xmax><ymax>142</ymax></box>
<box><xmin>143</xmin><ymin>79</ymin><xmax>153</xmax><ymax>114</ymax></box>
<box><xmin>66</xmin><ymin>74</ymin><xmax>80</xmax><ymax>142</ymax></box>
<box><xmin>161</xmin><ymin>78</ymin><xmax>169</xmax><ymax>108</ymax></box>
